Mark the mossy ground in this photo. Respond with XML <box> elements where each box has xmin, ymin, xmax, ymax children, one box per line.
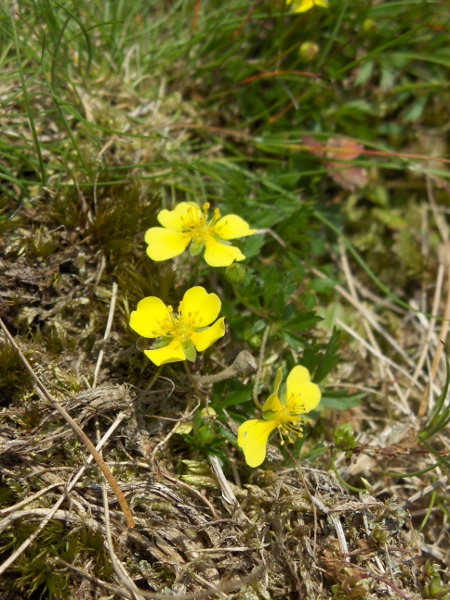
<box><xmin>1</xmin><ymin>1</ymin><xmax>450</xmax><ymax>598</ymax></box>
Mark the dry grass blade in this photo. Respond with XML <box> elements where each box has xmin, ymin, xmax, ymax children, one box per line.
<box><xmin>0</xmin><ymin>409</ymin><xmax>127</xmax><ymax>576</ymax></box>
<box><xmin>0</xmin><ymin>317</ymin><xmax>135</xmax><ymax>528</ymax></box>
<box><xmin>93</xmin><ymin>281</ymin><xmax>118</xmax><ymax>388</ymax></box>
<box><xmin>334</xmin><ymin>318</ymin><xmax>420</xmax><ymax>391</ymax></box>
<box><xmin>93</xmin><ymin>281</ymin><xmax>144</xmax><ymax>597</ymax></box>
<box><xmin>56</xmin><ymin>558</ymin><xmax>265</xmax><ymax>600</ymax></box>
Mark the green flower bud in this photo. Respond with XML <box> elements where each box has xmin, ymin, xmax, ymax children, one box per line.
<box><xmin>197</xmin><ymin>425</ymin><xmax>215</xmax><ymax>446</ymax></box>
<box><xmin>362</xmin><ymin>19</ymin><xmax>376</xmax><ymax>33</ymax></box>
<box><xmin>299</xmin><ymin>41</ymin><xmax>319</xmax><ymax>62</ymax></box>
<box><xmin>224</xmin><ymin>263</ymin><xmax>248</xmax><ymax>284</ymax></box>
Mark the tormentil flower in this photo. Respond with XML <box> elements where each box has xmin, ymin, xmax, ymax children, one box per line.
<box><xmin>237</xmin><ymin>366</ymin><xmax>321</xmax><ymax>468</ymax></box>
<box><xmin>129</xmin><ymin>286</ymin><xmax>225</xmax><ymax>366</ymax></box>
<box><xmin>145</xmin><ymin>202</ymin><xmax>256</xmax><ymax>268</ymax></box>
<box><xmin>286</xmin><ymin>0</ymin><xmax>328</xmax><ymax>13</ymax></box>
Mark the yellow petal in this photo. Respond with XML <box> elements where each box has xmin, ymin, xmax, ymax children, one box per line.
<box><xmin>288</xmin><ymin>0</ymin><xmax>327</xmax><ymax>12</ymax></box>
<box><xmin>288</xmin><ymin>0</ymin><xmax>312</xmax><ymax>12</ymax></box>
<box><xmin>286</xmin><ymin>366</ymin><xmax>321</xmax><ymax>413</ymax></box>
<box><xmin>203</xmin><ymin>237</ymin><xmax>245</xmax><ymax>267</ymax></box>
<box><xmin>190</xmin><ymin>317</ymin><xmax>225</xmax><ymax>352</ymax></box>
<box><xmin>144</xmin><ymin>338</ymin><xmax>186</xmax><ymax>366</ymax></box>
<box><xmin>273</xmin><ymin>367</ymin><xmax>283</xmax><ymax>395</ymax></box>
<box><xmin>157</xmin><ymin>202</ymin><xmax>200</xmax><ymax>232</ymax></box>
<box><xmin>180</xmin><ymin>286</ymin><xmax>221</xmax><ymax>327</ymax></box>
<box><xmin>145</xmin><ymin>228</ymin><xmax>191</xmax><ymax>261</ymax></box>
<box><xmin>214</xmin><ymin>215</ymin><xmax>256</xmax><ymax>240</ymax></box>
<box><xmin>129</xmin><ymin>297</ymin><xmax>171</xmax><ymax>338</ymax></box>
<box><xmin>261</xmin><ymin>391</ymin><xmax>284</xmax><ymax>413</ymax></box>
<box><xmin>237</xmin><ymin>420</ymin><xmax>278</xmax><ymax>468</ymax></box>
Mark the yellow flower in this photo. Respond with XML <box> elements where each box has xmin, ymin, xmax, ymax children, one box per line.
<box><xmin>145</xmin><ymin>202</ymin><xmax>256</xmax><ymax>268</ymax></box>
<box><xmin>237</xmin><ymin>366</ymin><xmax>321</xmax><ymax>468</ymax></box>
<box><xmin>286</xmin><ymin>0</ymin><xmax>328</xmax><ymax>13</ymax></box>
<box><xmin>129</xmin><ymin>286</ymin><xmax>225</xmax><ymax>366</ymax></box>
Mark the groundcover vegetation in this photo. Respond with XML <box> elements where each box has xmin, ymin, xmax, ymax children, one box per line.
<box><xmin>1</xmin><ymin>0</ymin><xmax>450</xmax><ymax>598</ymax></box>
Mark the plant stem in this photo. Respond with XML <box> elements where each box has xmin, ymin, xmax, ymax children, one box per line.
<box><xmin>253</xmin><ymin>325</ymin><xmax>270</xmax><ymax>410</ymax></box>
<box><xmin>184</xmin><ymin>361</ymin><xmax>205</xmax><ymax>404</ymax></box>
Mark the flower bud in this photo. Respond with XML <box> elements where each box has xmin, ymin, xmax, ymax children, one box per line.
<box><xmin>299</xmin><ymin>41</ymin><xmax>319</xmax><ymax>62</ymax></box>
<box><xmin>362</xmin><ymin>19</ymin><xmax>376</xmax><ymax>33</ymax></box>
<box><xmin>197</xmin><ymin>425</ymin><xmax>215</xmax><ymax>446</ymax></box>
<box><xmin>224</xmin><ymin>263</ymin><xmax>248</xmax><ymax>284</ymax></box>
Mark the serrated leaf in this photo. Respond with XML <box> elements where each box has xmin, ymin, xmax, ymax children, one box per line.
<box><xmin>280</xmin><ymin>330</ymin><xmax>304</xmax><ymax>351</ymax></box>
<box><xmin>240</xmin><ymin>232</ymin><xmax>265</xmax><ymax>259</ymax></box>
<box><xmin>285</xmin><ymin>311</ymin><xmax>321</xmax><ymax>332</ymax></box>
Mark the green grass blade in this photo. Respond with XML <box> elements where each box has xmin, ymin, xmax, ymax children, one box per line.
<box><xmin>9</xmin><ymin>11</ymin><xmax>47</xmax><ymax>185</ymax></box>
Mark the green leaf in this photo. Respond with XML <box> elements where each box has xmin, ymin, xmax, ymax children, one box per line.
<box><xmin>401</xmin><ymin>95</ymin><xmax>428</xmax><ymax>123</ymax></box>
<box><xmin>213</xmin><ymin>385</ymin><xmax>252</xmax><ymax>411</ymax></box>
<box><xmin>240</xmin><ymin>233</ymin><xmax>265</xmax><ymax>259</ymax></box>
<box><xmin>308</xmin><ymin>278</ymin><xmax>337</xmax><ymax>294</ymax></box>
<box><xmin>281</xmin><ymin>331</ymin><xmax>305</xmax><ymax>351</ymax></box>
<box><xmin>285</xmin><ymin>311</ymin><xmax>321</xmax><ymax>333</ymax></box>
<box><xmin>372</xmin><ymin>208</ymin><xmax>408</xmax><ymax>230</ymax></box>
<box><xmin>313</xmin><ymin>328</ymin><xmax>341</xmax><ymax>383</ymax></box>
<box><xmin>421</xmin><ymin>346</ymin><xmax>450</xmax><ymax>440</ymax></box>
<box><xmin>320</xmin><ymin>390</ymin><xmax>364</xmax><ymax>410</ymax></box>
<box><xmin>355</xmin><ymin>59</ymin><xmax>374</xmax><ymax>86</ymax></box>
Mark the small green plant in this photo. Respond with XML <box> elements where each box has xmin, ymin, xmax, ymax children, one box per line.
<box><xmin>130</xmin><ymin>200</ymin><xmax>330</xmax><ymax>470</ymax></box>
<box><xmin>421</xmin><ymin>562</ymin><xmax>450</xmax><ymax>600</ymax></box>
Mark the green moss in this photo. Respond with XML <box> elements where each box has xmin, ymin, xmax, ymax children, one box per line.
<box><xmin>0</xmin><ymin>341</ymin><xmax>34</xmax><ymax>407</ymax></box>
<box><xmin>0</xmin><ymin>521</ymin><xmax>113</xmax><ymax>599</ymax></box>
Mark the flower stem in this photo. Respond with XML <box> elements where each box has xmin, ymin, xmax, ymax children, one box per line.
<box><xmin>184</xmin><ymin>360</ymin><xmax>206</xmax><ymax>403</ymax></box>
<box><xmin>252</xmin><ymin>325</ymin><xmax>270</xmax><ymax>410</ymax></box>
<box><xmin>137</xmin><ymin>365</ymin><xmax>164</xmax><ymax>404</ymax></box>
<box><xmin>191</xmin><ymin>254</ymin><xmax>201</xmax><ymax>286</ymax></box>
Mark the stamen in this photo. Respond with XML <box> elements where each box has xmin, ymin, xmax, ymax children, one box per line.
<box><xmin>210</xmin><ymin>207</ymin><xmax>221</xmax><ymax>225</ymax></box>
<box><xmin>285</xmin><ymin>422</ymin><xmax>304</xmax><ymax>438</ymax></box>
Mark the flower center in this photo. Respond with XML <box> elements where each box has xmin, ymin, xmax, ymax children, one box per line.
<box><xmin>171</xmin><ymin>315</ymin><xmax>194</xmax><ymax>341</ymax></box>
<box><xmin>159</xmin><ymin>304</ymin><xmax>204</xmax><ymax>341</ymax></box>
<box><xmin>181</xmin><ymin>203</ymin><xmax>221</xmax><ymax>243</ymax></box>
